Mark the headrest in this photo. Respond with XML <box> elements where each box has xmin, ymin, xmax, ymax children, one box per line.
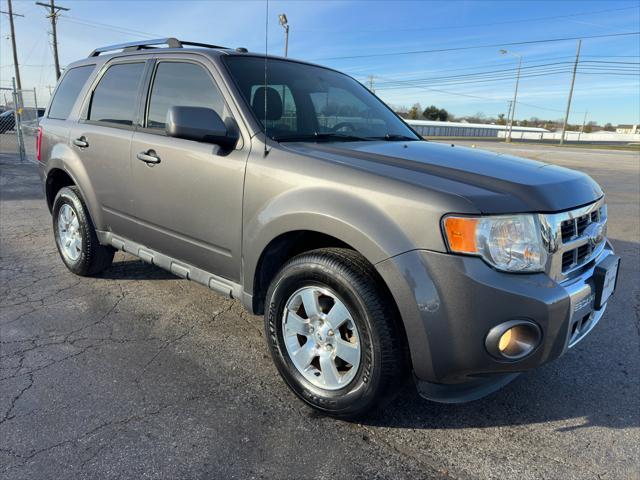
<box><xmin>251</xmin><ymin>86</ymin><xmax>283</xmax><ymax>121</ymax></box>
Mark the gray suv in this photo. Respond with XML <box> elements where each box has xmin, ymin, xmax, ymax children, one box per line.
<box><xmin>37</xmin><ymin>38</ymin><xmax>620</xmax><ymax>418</ymax></box>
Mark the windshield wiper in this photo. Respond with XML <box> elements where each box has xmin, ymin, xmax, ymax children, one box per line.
<box><xmin>368</xmin><ymin>134</ymin><xmax>420</xmax><ymax>141</ymax></box>
<box><xmin>272</xmin><ymin>132</ymin><xmax>370</xmax><ymax>142</ymax></box>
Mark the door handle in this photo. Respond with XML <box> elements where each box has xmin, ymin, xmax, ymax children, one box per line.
<box><xmin>136</xmin><ymin>150</ymin><xmax>161</xmax><ymax>164</ymax></box>
<box><xmin>73</xmin><ymin>136</ymin><xmax>89</xmax><ymax>148</ymax></box>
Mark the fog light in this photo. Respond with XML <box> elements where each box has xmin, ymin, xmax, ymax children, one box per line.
<box><xmin>486</xmin><ymin>320</ymin><xmax>542</xmax><ymax>361</ymax></box>
<box><xmin>498</xmin><ymin>329</ymin><xmax>513</xmax><ymax>352</ymax></box>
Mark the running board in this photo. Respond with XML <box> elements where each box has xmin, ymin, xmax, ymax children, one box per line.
<box><xmin>96</xmin><ymin>230</ymin><xmax>241</xmax><ymax>299</ymax></box>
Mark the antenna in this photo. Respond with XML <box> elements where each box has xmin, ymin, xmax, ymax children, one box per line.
<box><xmin>263</xmin><ymin>0</ymin><xmax>270</xmax><ymax>156</ymax></box>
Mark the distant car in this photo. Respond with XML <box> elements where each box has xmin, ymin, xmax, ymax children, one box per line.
<box><xmin>0</xmin><ymin>108</ymin><xmax>45</xmax><ymax>134</ymax></box>
<box><xmin>0</xmin><ymin>110</ymin><xmax>15</xmax><ymax>133</ymax></box>
<box><xmin>22</xmin><ymin>109</ymin><xmax>46</xmax><ymax>136</ymax></box>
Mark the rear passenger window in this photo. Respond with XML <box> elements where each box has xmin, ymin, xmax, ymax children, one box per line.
<box><xmin>89</xmin><ymin>62</ymin><xmax>145</xmax><ymax>127</ymax></box>
<box><xmin>48</xmin><ymin>65</ymin><xmax>94</xmax><ymax>120</ymax></box>
<box><xmin>146</xmin><ymin>62</ymin><xmax>224</xmax><ymax>130</ymax></box>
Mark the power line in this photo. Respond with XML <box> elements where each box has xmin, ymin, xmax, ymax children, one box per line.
<box><xmin>370</xmin><ymin>61</ymin><xmax>639</xmax><ymax>84</ymax></box>
<box><xmin>297</xmin><ymin>5</ymin><xmax>639</xmax><ymax>34</ymax></box>
<box><xmin>315</xmin><ymin>31</ymin><xmax>640</xmax><ymax>61</ymax></box>
<box><xmin>61</xmin><ymin>15</ymin><xmax>162</xmax><ymax>38</ymax></box>
<box><xmin>370</xmin><ymin>64</ymin><xmax>639</xmax><ymax>89</ymax></box>
<box><xmin>346</xmin><ymin>54</ymin><xmax>639</xmax><ymax>77</ymax></box>
<box><xmin>369</xmin><ymin>73</ymin><xmax>588</xmax><ymax>114</ymax></box>
<box><xmin>374</xmin><ymin>70</ymin><xmax>638</xmax><ymax>90</ymax></box>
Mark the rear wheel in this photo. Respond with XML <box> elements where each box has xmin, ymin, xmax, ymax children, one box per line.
<box><xmin>265</xmin><ymin>248</ymin><xmax>409</xmax><ymax>418</ymax></box>
<box><xmin>52</xmin><ymin>186</ymin><xmax>114</xmax><ymax>276</ymax></box>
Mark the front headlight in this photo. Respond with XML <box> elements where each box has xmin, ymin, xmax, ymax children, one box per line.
<box><xmin>442</xmin><ymin>214</ymin><xmax>548</xmax><ymax>272</ymax></box>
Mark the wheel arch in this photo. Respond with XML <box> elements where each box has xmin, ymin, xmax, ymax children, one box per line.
<box><xmin>45</xmin><ymin>155</ymin><xmax>103</xmax><ymax>228</ymax></box>
<box><xmin>243</xmin><ymin>187</ymin><xmax>416</xmax><ymax>315</ymax></box>
<box><xmin>249</xmin><ymin>230</ymin><xmax>353</xmax><ymax>315</ymax></box>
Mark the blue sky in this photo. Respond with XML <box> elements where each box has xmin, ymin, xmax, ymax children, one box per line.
<box><xmin>1</xmin><ymin>0</ymin><xmax>639</xmax><ymax>125</ymax></box>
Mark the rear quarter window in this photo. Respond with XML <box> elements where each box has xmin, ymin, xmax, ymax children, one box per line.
<box><xmin>47</xmin><ymin>65</ymin><xmax>95</xmax><ymax>120</ymax></box>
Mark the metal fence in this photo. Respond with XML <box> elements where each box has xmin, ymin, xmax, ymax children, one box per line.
<box><xmin>0</xmin><ymin>78</ymin><xmax>42</xmax><ymax>162</ymax></box>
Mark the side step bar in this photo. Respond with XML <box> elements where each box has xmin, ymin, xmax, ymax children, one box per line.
<box><xmin>96</xmin><ymin>230</ymin><xmax>242</xmax><ymax>299</ymax></box>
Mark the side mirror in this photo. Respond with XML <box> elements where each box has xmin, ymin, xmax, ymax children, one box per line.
<box><xmin>165</xmin><ymin>106</ymin><xmax>237</xmax><ymax>148</ymax></box>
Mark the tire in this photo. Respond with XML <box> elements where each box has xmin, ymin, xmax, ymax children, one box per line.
<box><xmin>265</xmin><ymin>248</ymin><xmax>409</xmax><ymax>418</ymax></box>
<box><xmin>52</xmin><ymin>186</ymin><xmax>115</xmax><ymax>276</ymax></box>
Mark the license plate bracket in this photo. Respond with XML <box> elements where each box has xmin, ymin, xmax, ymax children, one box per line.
<box><xmin>593</xmin><ymin>255</ymin><xmax>620</xmax><ymax>310</ymax></box>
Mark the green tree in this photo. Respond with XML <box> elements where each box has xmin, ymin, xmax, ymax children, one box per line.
<box><xmin>583</xmin><ymin>121</ymin><xmax>597</xmax><ymax>133</ymax></box>
<box><xmin>408</xmin><ymin>103</ymin><xmax>422</xmax><ymax>120</ymax></box>
<box><xmin>497</xmin><ymin>113</ymin><xmax>506</xmax><ymax>125</ymax></box>
<box><xmin>423</xmin><ymin>105</ymin><xmax>449</xmax><ymax>121</ymax></box>
<box><xmin>603</xmin><ymin>123</ymin><xmax>615</xmax><ymax>131</ymax></box>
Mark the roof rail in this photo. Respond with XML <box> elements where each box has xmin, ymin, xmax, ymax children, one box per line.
<box><xmin>88</xmin><ymin>37</ymin><xmax>229</xmax><ymax>57</ymax></box>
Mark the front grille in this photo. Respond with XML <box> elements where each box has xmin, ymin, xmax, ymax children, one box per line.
<box><xmin>558</xmin><ymin>206</ymin><xmax>605</xmax><ymax>273</ymax></box>
<box><xmin>561</xmin><ymin>210</ymin><xmax>598</xmax><ymax>242</ymax></box>
<box><xmin>561</xmin><ymin>220</ymin><xmax>576</xmax><ymax>242</ymax></box>
<box><xmin>560</xmin><ymin>208</ymin><xmax>602</xmax><ymax>243</ymax></box>
<box><xmin>563</xmin><ymin>243</ymin><xmax>593</xmax><ymax>270</ymax></box>
<box><xmin>576</xmin><ymin>243</ymin><xmax>591</xmax><ymax>263</ymax></box>
<box><xmin>544</xmin><ymin>200</ymin><xmax>607</xmax><ymax>280</ymax></box>
<box><xmin>561</xmin><ymin>251</ymin><xmax>574</xmax><ymax>270</ymax></box>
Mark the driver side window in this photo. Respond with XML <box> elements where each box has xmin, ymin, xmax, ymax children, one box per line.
<box><xmin>146</xmin><ymin>62</ymin><xmax>225</xmax><ymax>130</ymax></box>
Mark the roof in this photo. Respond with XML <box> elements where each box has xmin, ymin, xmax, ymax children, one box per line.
<box><xmin>64</xmin><ymin>37</ymin><xmax>332</xmax><ymax>75</ymax></box>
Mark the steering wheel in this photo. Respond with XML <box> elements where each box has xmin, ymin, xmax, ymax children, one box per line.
<box><xmin>330</xmin><ymin>122</ymin><xmax>358</xmax><ymax>133</ymax></box>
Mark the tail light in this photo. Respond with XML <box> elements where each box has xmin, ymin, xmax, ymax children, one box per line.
<box><xmin>36</xmin><ymin>127</ymin><xmax>43</xmax><ymax>162</ymax></box>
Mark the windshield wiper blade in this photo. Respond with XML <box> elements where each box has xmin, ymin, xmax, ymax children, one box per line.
<box><xmin>273</xmin><ymin>132</ymin><xmax>369</xmax><ymax>142</ymax></box>
<box><xmin>368</xmin><ymin>134</ymin><xmax>419</xmax><ymax>141</ymax></box>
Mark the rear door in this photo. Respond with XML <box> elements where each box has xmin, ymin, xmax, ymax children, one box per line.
<box><xmin>129</xmin><ymin>58</ymin><xmax>249</xmax><ymax>281</ymax></box>
<box><xmin>69</xmin><ymin>60</ymin><xmax>147</xmax><ymax>238</ymax></box>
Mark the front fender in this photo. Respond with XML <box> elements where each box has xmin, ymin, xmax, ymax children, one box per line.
<box><xmin>242</xmin><ymin>186</ymin><xmax>415</xmax><ymax>294</ymax></box>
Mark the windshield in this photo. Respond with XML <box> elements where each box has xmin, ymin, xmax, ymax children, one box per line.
<box><xmin>224</xmin><ymin>56</ymin><xmax>420</xmax><ymax>142</ymax></box>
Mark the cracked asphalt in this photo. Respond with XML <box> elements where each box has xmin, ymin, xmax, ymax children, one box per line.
<box><xmin>1</xmin><ymin>141</ymin><xmax>639</xmax><ymax>479</ymax></box>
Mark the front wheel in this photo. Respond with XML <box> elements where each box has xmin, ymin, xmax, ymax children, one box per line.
<box><xmin>264</xmin><ymin>248</ymin><xmax>409</xmax><ymax>418</ymax></box>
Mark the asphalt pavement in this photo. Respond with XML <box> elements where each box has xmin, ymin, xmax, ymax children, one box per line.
<box><xmin>1</xmin><ymin>141</ymin><xmax>638</xmax><ymax>479</ymax></box>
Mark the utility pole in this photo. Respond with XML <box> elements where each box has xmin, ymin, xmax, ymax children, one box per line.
<box><xmin>560</xmin><ymin>39</ymin><xmax>581</xmax><ymax>145</ymax></box>
<box><xmin>36</xmin><ymin>0</ymin><xmax>69</xmax><ymax>80</ymax></box>
<box><xmin>278</xmin><ymin>13</ymin><xmax>289</xmax><ymax>57</ymax></box>
<box><xmin>578</xmin><ymin>110</ymin><xmax>588</xmax><ymax>141</ymax></box>
<box><xmin>1</xmin><ymin>0</ymin><xmax>24</xmax><ymax>90</ymax></box>
<box><xmin>500</xmin><ymin>49</ymin><xmax>522</xmax><ymax>143</ymax></box>
<box><xmin>504</xmin><ymin>100</ymin><xmax>513</xmax><ymax>141</ymax></box>
<box><xmin>581</xmin><ymin>110</ymin><xmax>588</xmax><ymax>133</ymax></box>
<box><xmin>368</xmin><ymin>75</ymin><xmax>375</xmax><ymax>93</ymax></box>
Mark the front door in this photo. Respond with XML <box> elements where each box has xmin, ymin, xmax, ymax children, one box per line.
<box><xmin>130</xmin><ymin>60</ymin><xmax>248</xmax><ymax>282</ymax></box>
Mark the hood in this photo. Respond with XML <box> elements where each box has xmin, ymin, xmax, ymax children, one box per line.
<box><xmin>282</xmin><ymin>140</ymin><xmax>603</xmax><ymax>213</ymax></box>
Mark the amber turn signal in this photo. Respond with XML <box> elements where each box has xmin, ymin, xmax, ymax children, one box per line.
<box><xmin>443</xmin><ymin>217</ymin><xmax>478</xmax><ymax>254</ymax></box>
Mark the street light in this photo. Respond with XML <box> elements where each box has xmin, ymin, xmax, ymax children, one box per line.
<box><xmin>500</xmin><ymin>49</ymin><xmax>522</xmax><ymax>143</ymax></box>
<box><xmin>279</xmin><ymin>13</ymin><xmax>289</xmax><ymax>57</ymax></box>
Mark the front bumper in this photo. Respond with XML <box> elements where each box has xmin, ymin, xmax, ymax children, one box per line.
<box><xmin>376</xmin><ymin>241</ymin><xmax>616</xmax><ymax>402</ymax></box>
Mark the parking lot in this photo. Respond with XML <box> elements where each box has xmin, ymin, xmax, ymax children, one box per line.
<box><xmin>1</xmin><ymin>141</ymin><xmax>638</xmax><ymax>479</ymax></box>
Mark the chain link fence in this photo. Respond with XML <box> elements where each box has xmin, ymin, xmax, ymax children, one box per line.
<box><xmin>0</xmin><ymin>79</ymin><xmax>43</xmax><ymax>163</ymax></box>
